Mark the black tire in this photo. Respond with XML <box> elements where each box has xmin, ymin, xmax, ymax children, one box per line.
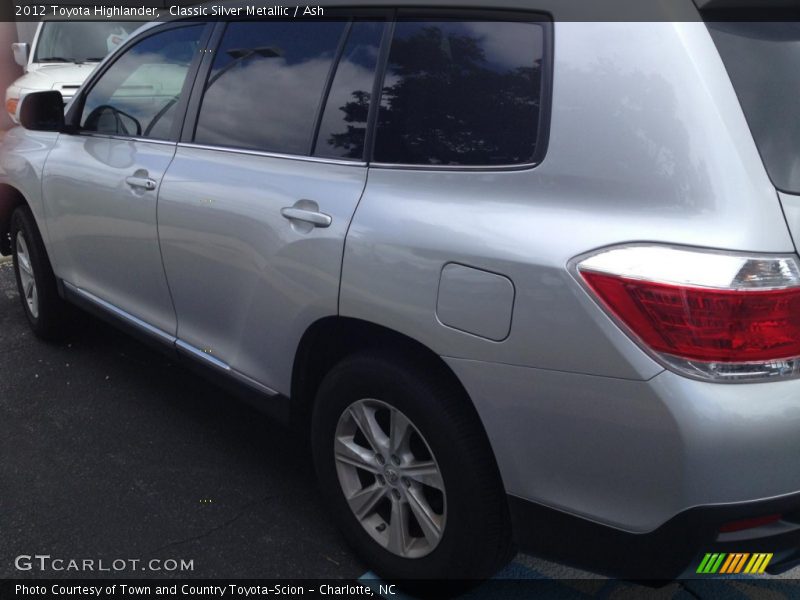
<box><xmin>10</xmin><ymin>206</ymin><xmax>67</xmax><ymax>340</ymax></box>
<box><xmin>311</xmin><ymin>352</ymin><xmax>513</xmax><ymax>586</ymax></box>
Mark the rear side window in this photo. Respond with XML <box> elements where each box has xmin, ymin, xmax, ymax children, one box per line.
<box><xmin>374</xmin><ymin>16</ymin><xmax>547</xmax><ymax>167</ymax></box>
<box><xmin>314</xmin><ymin>21</ymin><xmax>386</xmax><ymax>160</ymax></box>
<box><xmin>194</xmin><ymin>20</ymin><xmax>348</xmax><ymax>155</ymax></box>
<box><xmin>707</xmin><ymin>22</ymin><xmax>800</xmax><ymax>194</ymax></box>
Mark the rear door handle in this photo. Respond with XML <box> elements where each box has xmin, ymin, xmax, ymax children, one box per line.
<box><xmin>125</xmin><ymin>176</ymin><xmax>157</xmax><ymax>191</ymax></box>
<box><xmin>281</xmin><ymin>201</ymin><xmax>332</xmax><ymax>228</ymax></box>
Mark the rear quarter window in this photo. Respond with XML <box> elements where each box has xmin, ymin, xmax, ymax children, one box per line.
<box><xmin>373</xmin><ymin>15</ymin><xmax>549</xmax><ymax>167</ymax></box>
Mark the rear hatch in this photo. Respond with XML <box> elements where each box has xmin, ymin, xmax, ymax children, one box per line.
<box><xmin>703</xmin><ymin>11</ymin><xmax>800</xmax><ymax>245</ymax></box>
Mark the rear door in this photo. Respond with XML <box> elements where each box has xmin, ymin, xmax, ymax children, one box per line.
<box><xmin>157</xmin><ymin>17</ymin><xmax>388</xmax><ymax>394</ymax></box>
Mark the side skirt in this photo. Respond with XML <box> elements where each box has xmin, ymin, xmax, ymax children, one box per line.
<box><xmin>59</xmin><ymin>279</ymin><xmax>294</xmax><ymax>426</ymax></box>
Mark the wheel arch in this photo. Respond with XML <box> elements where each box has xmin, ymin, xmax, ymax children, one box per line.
<box><xmin>292</xmin><ymin>317</ymin><xmax>466</xmax><ymax>417</ymax></box>
<box><xmin>290</xmin><ymin>317</ymin><xmax>504</xmax><ymax>484</ymax></box>
<box><xmin>0</xmin><ymin>183</ymin><xmax>28</xmax><ymax>255</ymax></box>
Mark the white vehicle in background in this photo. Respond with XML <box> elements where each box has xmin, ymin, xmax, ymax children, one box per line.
<box><xmin>6</xmin><ymin>20</ymin><xmax>140</xmax><ymax>123</ymax></box>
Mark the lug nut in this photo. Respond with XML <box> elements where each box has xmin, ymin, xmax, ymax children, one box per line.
<box><xmin>392</xmin><ymin>489</ymin><xmax>401</xmax><ymax>500</ymax></box>
<box><xmin>391</xmin><ymin>455</ymin><xmax>401</xmax><ymax>466</ymax></box>
<box><xmin>402</xmin><ymin>477</ymin><xmax>410</xmax><ymax>487</ymax></box>
<box><xmin>377</xmin><ymin>474</ymin><xmax>385</xmax><ymax>486</ymax></box>
<box><xmin>376</xmin><ymin>454</ymin><xmax>385</xmax><ymax>465</ymax></box>
<box><xmin>376</xmin><ymin>523</ymin><xmax>387</xmax><ymax>532</ymax></box>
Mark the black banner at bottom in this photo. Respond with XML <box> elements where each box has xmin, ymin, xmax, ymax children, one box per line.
<box><xmin>4</xmin><ymin>578</ymin><xmax>800</xmax><ymax>600</ymax></box>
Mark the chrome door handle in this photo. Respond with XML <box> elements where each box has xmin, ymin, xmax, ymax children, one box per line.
<box><xmin>125</xmin><ymin>176</ymin><xmax>157</xmax><ymax>191</ymax></box>
<box><xmin>280</xmin><ymin>206</ymin><xmax>332</xmax><ymax>228</ymax></box>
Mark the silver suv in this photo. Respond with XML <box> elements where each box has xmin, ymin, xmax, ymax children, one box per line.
<box><xmin>3</xmin><ymin>0</ymin><xmax>800</xmax><ymax>582</ymax></box>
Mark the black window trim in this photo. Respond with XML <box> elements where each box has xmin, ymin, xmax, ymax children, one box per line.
<box><xmin>309</xmin><ymin>19</ymin><xmax>356</xmax><ymax>156</ymax></box>
<box><xmin>183</xmin><ymin>14</ymin><xmax>388</xmax><ymax>158</ymax></box>
<box><xmin>368</xmin><ymin>8</ymin><xmax>554</xmax><ymax>172</ymax></box>
<box><xmin>361</xmin><ymin>11</ymin><xmax>397</xmax><ymax>164</ymax></box>
<box><xmin>179</xmin><ymin>20</ymin><xmax>226</xmax><ymax>145</ymax></box>
<box><xmin>64</xmin><ymin>21</ymin><xmax>215</xmax><ymax>145</ymax></box>
<box><xmin>173</xmin><ymin>9</ymin><xmax>553</xmax><ymax>172</ymax></box>
<box><xmin>185</xmin><ymin>18</ymin><xmax>353</xmax><ymax>154</ymax></box>
<box><xmin>312</xmin><ymin>13</ymin><xmax>394</xmax><ymax>161</ymax></box>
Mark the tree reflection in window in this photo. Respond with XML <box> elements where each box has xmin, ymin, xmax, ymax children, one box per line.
<box><xmin>315</xmin><ymin>21</ymin><xmax>385</xmax><ymax>160</ymax></box>
<box><xmin>369</xmin><ymin>20</ymin><xmax>545</xmax><ymax>166</ymax></box>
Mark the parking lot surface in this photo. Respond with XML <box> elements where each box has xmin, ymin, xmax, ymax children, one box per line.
<box><xmin>0</xmin><ymin>257</ymin><xmax>363</xmax><ymax>580</ymax></box>
<box><xmin>1</xmin><ymin>257</ymin><xmax>799</xmax><ymax>598</ymax></box>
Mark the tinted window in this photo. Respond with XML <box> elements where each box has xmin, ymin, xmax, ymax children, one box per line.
<box><xmin>314</xmin><ymin>21</ymin><xmax>385</xmax><ymax>160</ymax></box>
<box><xmin>708</xmin><ymin>22</ymin><xmax>800</xmax><ymax>193</ymax></box>
<box><xmin>81</xmin><ymin>26</ymin><xmax>204</xmax><ymax>140</ymax></box>
<box><xmin>374</xmin><ymin>19</ymin><xmax>545</xmax><ymax>166</ymax></box>
<box><xmin>194</xmin><ymin>21</ymin><xmax>348</xmax><ymax>155</ymax></box>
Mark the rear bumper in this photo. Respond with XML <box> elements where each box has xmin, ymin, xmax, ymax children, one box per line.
<box><xmin>508</xmin><ymin>492</ymin><xmax>800</xmax><ymax>579</ymax></box>
<box><xmin>445</xmin><ymin>357</ymin><xmax>800</xmax><ymax>532</ymax></box>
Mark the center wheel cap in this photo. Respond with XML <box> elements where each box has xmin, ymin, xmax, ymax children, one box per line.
<box><xmin>385</xmin><ymin>469</ymin><xmax>399</xmax><ymax>485</ymax></box>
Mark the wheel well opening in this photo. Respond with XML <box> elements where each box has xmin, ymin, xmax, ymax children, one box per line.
<box><xmin>291</xmin><ymin>317</ymin><xmax>472</xmax><ymax>429</ymax></box>
<box><xmin>292</xmin><ymin>316</ymin><xmax>510</xmax><ymax>524</ymax></box>
<box><xmin>0</xmin><ymin>184</ymin><xmax>28</xmax><ymax>255</ymax></box>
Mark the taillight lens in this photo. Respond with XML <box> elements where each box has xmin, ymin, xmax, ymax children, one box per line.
<box><xmin>575</xmin><ymin>245</ymin><xmax>800</xmax><ymax>381</ymax></box>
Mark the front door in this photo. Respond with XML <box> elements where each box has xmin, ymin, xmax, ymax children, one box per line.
<box><xmin>42</xmin><ymin>24</ymin><xmax>209</xmax><ymax>335</ymax></box>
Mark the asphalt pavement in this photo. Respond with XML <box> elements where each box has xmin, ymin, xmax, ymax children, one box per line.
<box><xmin>0</xmin><ymin>256</ymin><xmax>363</xmax><ymax>580</ymax></box>
<box><xmin>2</xmin><ymin>256</ymin><xmax>799</xmax><ymax>598</ymax></box>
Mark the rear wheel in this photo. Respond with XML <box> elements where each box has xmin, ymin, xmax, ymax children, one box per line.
<box><xmin>10</xmin><ymin>206</ymin><xmax>66</xmax><ymax>340</ymax></box>
<box><xmin>311</xmin><ymin>353</ymin><xmax>513</xmax><ymax>583</ymax></box>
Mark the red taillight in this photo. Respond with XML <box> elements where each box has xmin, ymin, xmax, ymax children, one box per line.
<box><xmin>574</xmin><ymin>245</ymin><xmax>800</xmax><ymax>381</ymax></box>
<box><xmin>719</xmin><ymin>514</ymin><xmax>782</xmax><ymax>533</ymax></box>
<box><xmin>581</xmin><ymin>272</ymin><xmax>800</xmax><ymax>363</ymax></box>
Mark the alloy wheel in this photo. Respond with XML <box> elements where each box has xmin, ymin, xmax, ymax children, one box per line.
<box><xmin>334</xmin><ymin>399</ymin><xmax>446</xmax><ymax>559</ymax></box>
<box><xmin>15</xmin><ymin>230</ymin><xmax>39</xmax><ymax>319</ymax></box>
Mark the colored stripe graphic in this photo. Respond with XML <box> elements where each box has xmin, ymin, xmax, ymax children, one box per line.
<box><xmin>697</xmin><ymin>554</ymin><xmax>725</xmax><ymax>574</ymax></box>
<box><xmin>744</xmin><ymin>553</ymin><xmax>773</xmax><ymax>574</ymax></box>
<box><xmin>696</xmin><ymin>554</ymin><xmax>712</xmax><ymax>573</ymax></box>
<box><xmin>719</xmin><ymin>554</ymin><xmax>735</xmax><ymax>574</ymax></box>
<box><xmin>719</xmin><ymin>553</ymin><xmax>748</xmax><ymax>574</ymax></box>
<box><xmin>696</xmin><ymin>552</ymin><xmax>772</xmax><ymax>574</ymax></box>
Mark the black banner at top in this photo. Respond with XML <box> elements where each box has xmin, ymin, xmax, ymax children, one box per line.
<box><xmin>3</xmin><ymin>0</ymin><xmax>800</xmax><ymax>23</ymax></box>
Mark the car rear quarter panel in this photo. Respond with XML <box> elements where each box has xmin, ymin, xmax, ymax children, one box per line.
<box><xmin>339</xmin><ymin>20</ymin><xmax>797</xmax><ymax>531</ymax></box>
<box><xmin>340</xmin><ymin>22</ymin><xmax>792</xmax><ymax>380</ymax></box>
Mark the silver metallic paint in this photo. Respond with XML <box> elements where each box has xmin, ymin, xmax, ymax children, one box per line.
<box><xmin>447</xmin><ymin>356</ymin><xmax>800</xmax><ymax>533</ymax></box>
<box><xmin>2</xmin><ymin>14</ymin><xmax>799</xmax><ymax>535</ymax></box>
<box><xmin>157</xmin><ymin>145</ymin><xmax>367</xmax><ymax>396</ymax></box>
<box><xmin>779</xmin><ymin>191</ymin><xmax>800</xmax><ymax>253</ymax></box>
<box><xmin>41</xmin><ymin>134</ymin><xmax>178</xmax><ymax>335</ymax></box>
<box><xmin>436</xmin><ymin>263</ymin><xmax>515</xmax><ymax>342</ymax></box>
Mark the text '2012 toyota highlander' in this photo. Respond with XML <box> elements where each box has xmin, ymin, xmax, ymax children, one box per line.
<box><xmin>3</xmin><ymin>0</ymin><xmax>800</xmax><ymax>583</ymax></box>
